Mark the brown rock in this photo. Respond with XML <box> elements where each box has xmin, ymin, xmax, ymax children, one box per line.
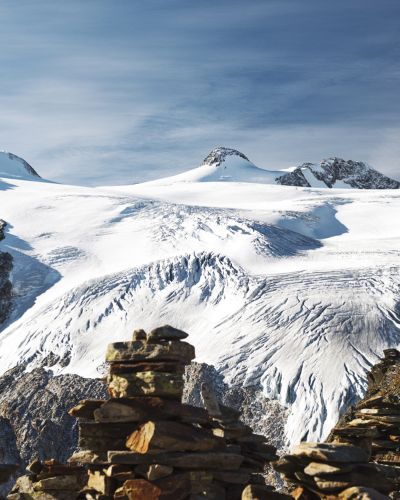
<box><xmin>122</xmin><ymin>479</ymin><xmax>161</xmax><ymax>499</ymax></box>
<box><xmin>26</xmin><ymin>459</ymin><xmax>43</xmax><ymax>475</ymax></box>
<box><xmin>314</xmin><ymin>469</ymin><xmax>394</xmax><ymax>493</ymax></box>
<box><xmin>79</xmin><ymin>421</ymin><xmax>138</xmax><ymax>439</ymax></box>
<box><xmin>68</xmin><ymin>399</ymin><xmax>104</xmax><ymax>419</ymax></box>
<box><xmin>126</xmin><ymin>420</ymin><xmax>225</xmax><ymax>454</ymax></box>
<box><xmin>291</xmin><ymin>487</ymin><xmax>315</xmax><ymax>500</ymax></box>
<box><xmin>12</xmin><ymin>475</ymin><xmax>35</xmax><ymax>494</ymax></box>
<box><xmin>154</xmin><ymin>473</ymin><xmax>191</xmax><ymax>499</ymax></box>
<box><xmin>68</xmin><ymin>449</ymin><xmax>104</xmax><ymax>464</ymax></box>
<box><xmin>303</xmin><ymin>461</ymin><xmax>355</xmax><ymax>477</ymax></box>
<box><xmin>358</xmin><ymin>407</ymin><xmax>400</xmax><ymax>416</ymax></box>
<box><xmin>93</xmin><ymin>397</ymin><xmax>209</xmax><ymax>424</ymax></box>
<box><xmin>291</xmin><ymin>442</ymin><xmax>370</xmax><ymax>462</ymax></box>
<box><xmin>133</xmin><ymin>463</ymin><xmax>173</xmax><ymax>481</ymax></box>
<box><xmin>108</xmin><ymin>372</ymin><xmax>183</xmax><ymax>399</ymax></box>
<box><xmin>373</xmin><ymin>452</ymin><xmax>400</xmax><ymax>464</ymax></box>
<box><xmin>87</xmin><ymin>470</ymin><xmax>113</xmax><ymax>495</ymax></box>
<box><xmin>78</xmin><ymin>422</ymin><xmax>139</xmax><ymax>451</ymax></box>
<box><xmin>332</xmin><ymin>426</ymin><xmax>379</xmax><ymax>438</ymax></box>
<box><xmin>33</xmin><ymin>475</ymin><xmax>80</xmax><ymax>491</ymax></box>
<box><xmin>105</xmin><ymin>340</ymin><xmax>195</xmax><ymax>364</ymax></box>
<box><xmin>242</xmin><ymin>484</ymin><xmax>290</xmax><ymax>499</ymax></box>
<box><xmin>108</xmin><ymin>451</ymin><xmax>243</xmax><ymax>469</ymax></box>
<box><xmin>132</xmin><ymin>329</ymin><xmax>147</xmax><ymax>341</ymax></box>
<box><xmin>147</xmin><ymin>325</ymin><xmax>189</xmax><ymax>342</ymax></box>
<box><xmin>213</xmin><ymin>469</ymin><xmax>251</xmax><ymax>484</ymax></box>
<box><xmin>338</xmin><ymin>486</ymin><xmax>388</xmax><ymax>499</ymax></box>
<box><xmin>212</xmin><ymin>422</ymin><xmax>253</xmax><ymax>439</ymax></box>
<box><xmin>110</xmin><ymin>361</ymin><xmax>184</xmax><ymax>375</ymax></box>
<box><xmin>355</xmin><ymin>413</ymin><xmax>400</xmax><ymax>423</ymax></box>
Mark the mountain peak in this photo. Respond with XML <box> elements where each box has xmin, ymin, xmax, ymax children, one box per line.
<box><xmin>203</xmin><ymin>147</ymin><xmax>250</xmax><ymax>167</ymax></box>
<box><xmin>277</xmin><ymin>157</ymin><xmax>400</xmax><ymax>189</ymax></box>
<box><xmin>0</xmin><ymin>151</ymin><xmax>41</xmax><ymax>180</ymax></box>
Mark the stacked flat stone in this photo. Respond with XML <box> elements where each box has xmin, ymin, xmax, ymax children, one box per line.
<box><xmin>63</xmin><ymin>325</ymin><xmax>289</xmax><ymax>499</ymax></box>
<box><xmin>326</xmin><ymin>348</ymin><xmax>400</xmax><ymax>496</ymax></box>
<box><xmin>274</xmin><ymin>442</ymin><xmax>394</xmax><ymax>498</ymax></box>
<box><xmin>7</xmin><ymin>459</ymin><xmax>85</xmax><ymax>499</ymax></box>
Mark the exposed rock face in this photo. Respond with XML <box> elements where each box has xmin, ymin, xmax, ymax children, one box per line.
<box><xmin>183</xmin><ymin>362</ymin><xmax>288</xmax><ymax>451</ymax></box>
<box><xmin>0</xmin><ymin>220</ymin><xmax>12</xmax><ymax>324</ymax></box>
<box><xmin>276</xmin><ymin>157</ymin><xmax>400</xmax><ymax>189</ymax></box>
<box><xmin>0</xmin><ymin>364</ymin><xmax>107</xmax><ymax>470</ymax></box>
<box><xmin>203</xmin><ymin>147</ymin><xmax>250</xmax><ymax>167</ymax></box>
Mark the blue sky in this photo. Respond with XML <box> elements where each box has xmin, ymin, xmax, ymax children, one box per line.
<box><xmin>0</xmin><ymin>0</ymin><xmax>399</xmax><ymax>184</ymax></box>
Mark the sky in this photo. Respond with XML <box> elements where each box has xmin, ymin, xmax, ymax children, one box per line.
<box><xmin>0</xmin><ymin>0</ymin><xmax>399</xmax><ymax>185</ymax></box>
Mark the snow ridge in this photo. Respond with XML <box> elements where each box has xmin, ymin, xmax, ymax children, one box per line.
<box><xmin>0</xmin><ymin>151</ymin><xmax>41</xmax><ymax>180</ymax></box>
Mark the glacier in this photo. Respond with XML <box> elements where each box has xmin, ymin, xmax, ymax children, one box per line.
<box><xmin>0</xmin><ymin>148</ymin><xmax>399</xmax><ymax>446</ymax></box>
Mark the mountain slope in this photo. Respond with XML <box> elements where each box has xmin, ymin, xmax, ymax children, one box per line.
<box><xmin>0</xmin><ymin>152</ymin><xmax>41</xmax><ymax>180</ymax></box>
<box><xmin>277</xmin><ymin>157</ymin><xmax>400</xmax><ymax>189</ymax></box>
<box><xmin>0</xmin><ymin>151</ymin><xmax>400</xmax><ymax>448</ymax></box>
<box><xmin>144</xmin><ymin>147</ymin><xmax>283</xmax><ymax>185</ymax></box>
<box><xmin>0</xmin><ymin>253</ymin><xmax>398</xmax><ymax>445</ymax></box>
<box><xmin>143</xmin><ymin>147</ymin><xmax>399</xmax><ymax>189</ymax></box>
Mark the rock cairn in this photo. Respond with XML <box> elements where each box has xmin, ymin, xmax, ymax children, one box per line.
<box><xmin>325</xmin><ymin>348</ymin><xmax>400</xmax><ymax>496</ymax></box>
<box><xmin>274</xmin><ymin>348</ymin><xmax>400</xmax><ymax>498</ymax></box>
<box><xmin>9</xmin><ymin>325</ymin><xmax>289</xmax><ymax>499</ymax></box>
<box><xmin>329</xmin><ymin>349</ymin><xmax>400</xmax><ymax>462</ymax></box>
<box><xmin>274</xmin><ymin>441</ymin><xmax>394</xmax><ymax>498</ymax></box>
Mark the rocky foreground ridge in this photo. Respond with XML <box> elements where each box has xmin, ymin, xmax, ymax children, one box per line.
<box><xmin>7</xmin><ymin>325</ymin><xmax>289</xmax><ymax>499</ymax></box>
<box><xmin>2</xmin><ymin>328</ymin><xmax>400</xmax><ymax>498</ymax></box>
<box><xmin>273</xmin><ymin>348</ymin><xmax>400</xmax><ymax>498</ymax></box>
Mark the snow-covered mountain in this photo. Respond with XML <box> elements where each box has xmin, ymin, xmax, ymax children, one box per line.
<box><xmin>0</xmin><ymin>151</ymin><xmax>41</xmax><ymax>180</ymax></box>
<box><xmin>277</xmin><ymin>157</ymin><xmax>400</xmax><ymax>189</ymax></box>
<box><xmin>0</xmin><ymin>148</ymin><xmax>399</xmax><ymax>448</ymax></box>
<box><xmin>144</xmin><ymin>146</ymin><xmax>400</xmax><ymax>189</ymax></box>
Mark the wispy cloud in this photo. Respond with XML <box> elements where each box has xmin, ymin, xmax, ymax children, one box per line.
<box><xmin>0</xmin><ymin>0</ymin><xmax>398</xmax><ymax>184</ymax></box>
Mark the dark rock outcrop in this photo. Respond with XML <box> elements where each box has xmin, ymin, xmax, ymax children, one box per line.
<box><xmin>0</xmin><ymin>220</ymin><xmax>12</xmax><ymax>325</ymax></box>
<box><xmin>276</xmin><ymin>157</ymin><xmax>400</xmax><ymax>189</ymax></box>
<box><xmin>183</xmin><ymin>362</ymin><xmax>288</xmax><ymax>451</ymax></box>
<box><xmin>203</xmin><ymin>147</ymin><xmax>250</xmax><ymax>167</ymax></box>
<box><xmin>0</xmin><ymin>365</ymin><xmax>107</xmax><ymax>469</ymax></box>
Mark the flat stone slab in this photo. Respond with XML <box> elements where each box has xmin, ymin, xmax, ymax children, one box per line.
<box><xmin>106</xmin><ymin>340</ymin><xmax>195</xmax><ymax>364</ymax></box>
<box><xmin>339</xmin><ymin>487</ymin><xmax>388</xmax><ymax>500</ymax></box>
<box><xmin>126</xmin><ymin>420</ymin><xmax>225</xmax><ymax>454</ymax></box>
<box><xmin>147</xmin><ymin>325</ymin><xmax>189</xmax><ymax>342</ymax></box>
<box><xmin>33</xmin><ymin>475</ymin><xmax>80</xmax><ymax>491</ymax></box>
<box><xmin>291</xmin><ymin>442</ymin><xmax>370</xmax><ymax>463</ymax></box>
<box><xmin>108</xmin><ymin>451</ymin><xmax>243</xmax><ymax>470</ymax></box>
<box><xmin>109</xmin><ymin>361</ymin><xmax>184</xmax><ymax>374</ymax></box>
<box><xmin>303</xmin><ymin>461</ymin><xmax>355</xmax><ymax>477</ymax></box>
<box><xmin>94</xmin><ymin>397</ymin><xmax>209</xmax><ymax>424</ymax></box>
<box><xmin>108</xmin><ymin>372</ymin><xmax>183</xmax><ymax>399</ymax></box>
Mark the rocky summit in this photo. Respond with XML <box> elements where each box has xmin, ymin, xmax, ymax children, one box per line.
<box><xmin>202</xmin><ymin>147</ymin><xmax>250</xmax><ymax>167</ymax></box>
<box><xmin>7</xmin><ymin>325</ymin><xmax>289</xmax><ymax>499</ymax></box>
<box><xmin>276</xmin><ymin>157</ymin><xmax>400</xmax><ymax>189</ymax></box>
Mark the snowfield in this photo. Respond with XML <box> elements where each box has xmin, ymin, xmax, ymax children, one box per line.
<box><xmin>0</xmin><ymin>149</ymin><xmax>399</xmax><ymax>446</ymax></box>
